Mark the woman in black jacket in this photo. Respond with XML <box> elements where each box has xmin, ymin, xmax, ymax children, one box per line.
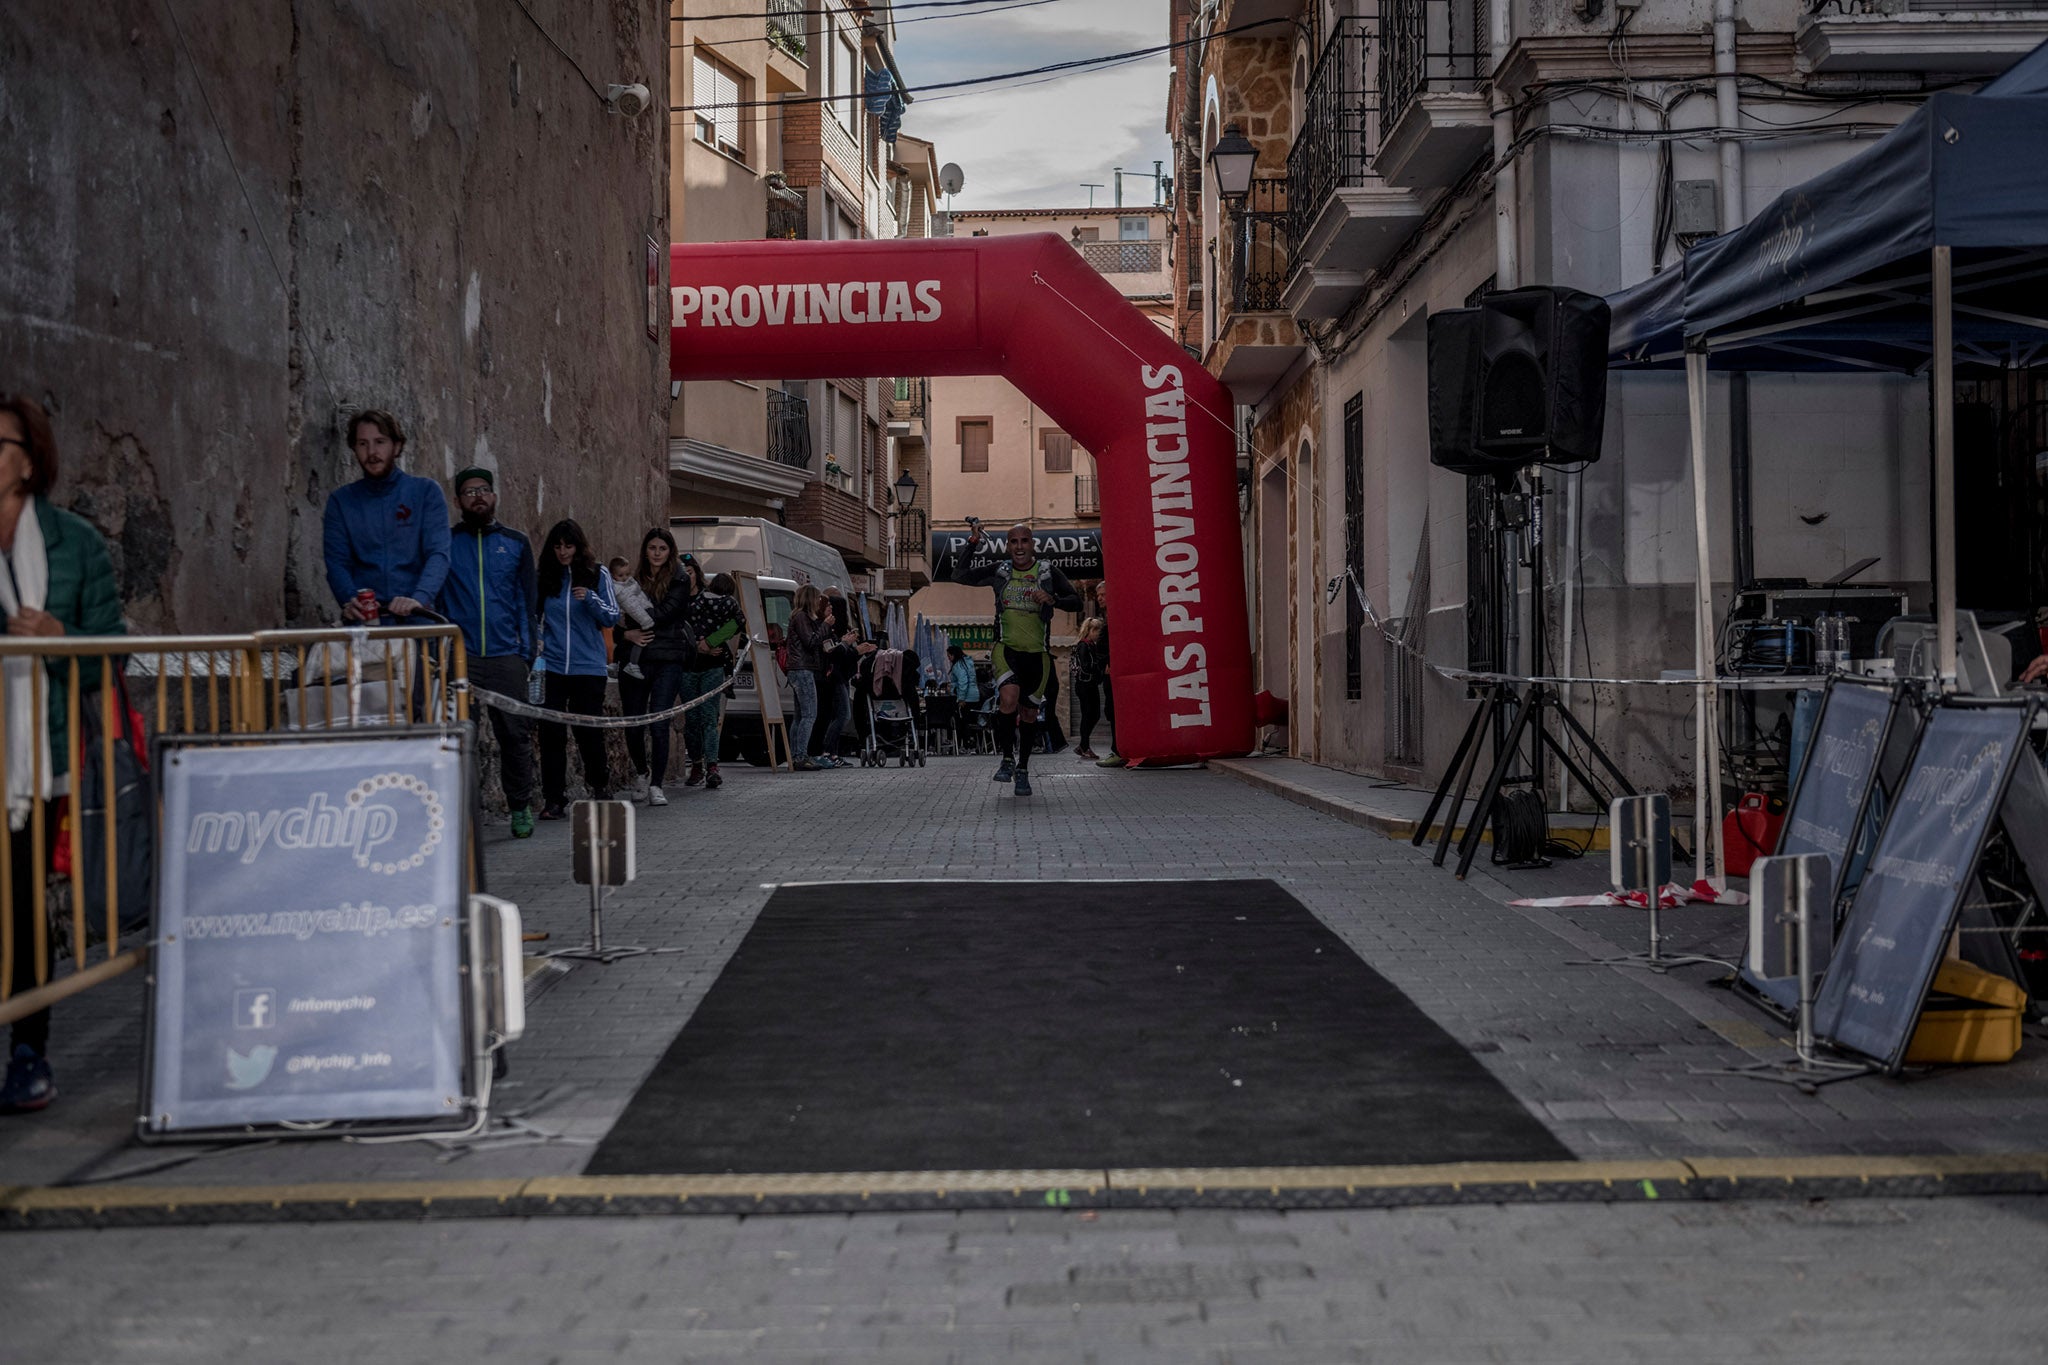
<box><xmin>618</xmin><ymin>528</ymin><xmax>695</xmax><ymax>806</ymax></box>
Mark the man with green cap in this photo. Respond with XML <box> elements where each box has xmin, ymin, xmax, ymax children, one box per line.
<box><xmin>443</xmin><ymin>466</ymin><xmax>541</xmax><ymax>836</ymax></box>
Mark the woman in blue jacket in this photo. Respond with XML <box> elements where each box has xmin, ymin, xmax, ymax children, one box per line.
<box><xmin>536</xmin><ymin>519</ymin><xmax>621</xmax><ymax>819</ymax></box>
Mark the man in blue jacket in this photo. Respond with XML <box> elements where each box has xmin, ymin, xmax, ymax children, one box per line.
<box><xmin>322</xmin><ymin>409</ymin><xmax>451</xmax><ymax>621</ymax></box>
<box><xmin>442</xmin><ymin>467</ymin><xmax>540</xmax><ymax>837</ymax></box>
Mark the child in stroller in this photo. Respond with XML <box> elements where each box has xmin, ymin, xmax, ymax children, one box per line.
<box><xmin>857</xmin><ymin>641</ymin><xmax>926</xmax><ymax>767</ymax></box>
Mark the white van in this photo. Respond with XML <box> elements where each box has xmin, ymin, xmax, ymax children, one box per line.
<box><xmin>668</xmin><ymin>517</ymin><xmax>853</xmax><ymax>594</ymax></box>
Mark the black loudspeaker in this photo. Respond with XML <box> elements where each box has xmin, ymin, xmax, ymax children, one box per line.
<box><xmin>1428</xmin><ymin>286</ymin><xmax>1612</xmax><ymax>474</ymax></box>
<box><xmin>1427</xmin><ymin>309</ymin><xmax>1488</xmax><ymax>476</ymax></box>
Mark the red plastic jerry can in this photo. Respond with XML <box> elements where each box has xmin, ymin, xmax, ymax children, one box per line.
<box><xmin>1723</xmin><ymin>791</ymin><xmax>1786</xmax><ymax>877</ymax></box>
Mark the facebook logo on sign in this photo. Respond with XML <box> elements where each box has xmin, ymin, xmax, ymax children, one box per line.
<box><xmin>234</xmin><ymin>988</ymin><xmax>277</xmax><ymax>1030</ymax></box>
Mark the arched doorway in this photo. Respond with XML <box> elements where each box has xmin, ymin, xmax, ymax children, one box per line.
<box><xmin>670</xmin><ymin>234</ymin><xmax>1255</xmax><ymax>765</ymax></box>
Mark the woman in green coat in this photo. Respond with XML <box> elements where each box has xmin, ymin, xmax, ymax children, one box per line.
<box><xmin>0</xmin><ymin>393</ymin><xmax>124</xmax><ymax>1115</ymax></box>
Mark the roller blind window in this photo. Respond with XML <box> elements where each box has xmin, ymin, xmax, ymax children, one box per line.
<box><xmin>693</xmin><ymin>54</ymin><xmax>742</xmax><ymax>157</ymax></box>
<box><xmin>1041</xmin><ymin>430</ymin><xmax>1073</xmax><ymax>473</ymax></box>
<box><xmin>960</xmin><ymin>419</ymin><xmax>991</xmax><ymax>473</ymax></box>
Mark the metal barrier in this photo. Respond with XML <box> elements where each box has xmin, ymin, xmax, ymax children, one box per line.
<box><xmin>0</xmin><ymin>623</ymin><xmax>467</xmax><ymax>1027</ymax></box>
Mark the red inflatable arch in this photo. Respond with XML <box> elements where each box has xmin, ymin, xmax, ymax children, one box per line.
<box><xmin>669</xmin><ymin>234</ymin><xmax>1253</xmax><ymax>766</ymax></box>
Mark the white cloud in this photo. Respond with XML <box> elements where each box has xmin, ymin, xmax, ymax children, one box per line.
<box><xmin>892</xmin><ymin>0</ymin><xmax>1175</xmax><ymax>211</ymax></box>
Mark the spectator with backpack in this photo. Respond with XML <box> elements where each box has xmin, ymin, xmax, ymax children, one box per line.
<box><xmin>616</xmin><ymin>528</ymin><xmax>695</xmax><ymax>808</ymax></box>
<box><xmin>681</xmin><ymin>566</ymin><xmax>744</xmax><ymax>789</ymax></box>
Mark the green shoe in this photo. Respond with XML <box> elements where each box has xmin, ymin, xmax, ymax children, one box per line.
<box><xmin>510</xmin><ymin>806</ymin><xmax>535</xmax><ymax>838</ymax></box>
<box><xmin>1096</xmin><ymin>753</ymin><xmax>1127</xmax><ymax>768</ymax></box>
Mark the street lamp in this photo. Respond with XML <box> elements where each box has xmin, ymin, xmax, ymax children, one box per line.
<box><xmin>1207</xmin><ymin>123</ymin><xmax>1258</xmax><ymax>204</ymax></box>
<box><xmin>893</xmin><ymin>468</ymin><xmax>919</xmax><ymax>509</ymax></box>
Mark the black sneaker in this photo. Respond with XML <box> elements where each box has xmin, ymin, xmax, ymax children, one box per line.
<box><xmin>0</xmin><ymin>1044</ymin><xmax>55</xmax><ymax>1113</ymax></box>
<box><xmin>992</xmin><ymin>759</ymin><xmax>1015</xmax><ymax>783</ymax></box>
<box><xmin>1013</xmin><ymin>770</ymin><xmax>1033</xmax><ymax>797</ymax></box>
<box><xmin>704</xmin><ymin>764</ymin><xmax>723</xmax><ymax>790</ymax></box>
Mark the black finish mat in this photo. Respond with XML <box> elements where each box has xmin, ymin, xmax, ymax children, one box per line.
<box><xmin>585</xmin><ymin>879</ymin><xmax>1570</xmax><ymax>1174</ymax></box>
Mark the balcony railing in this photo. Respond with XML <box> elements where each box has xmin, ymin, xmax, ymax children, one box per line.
<box><xmin>1078</xmin><ymin>240</ymin><xmax>1165</xmax><ymax>276</ymax></box>
<box><xmin>1231</xmin><ymin>178</ymin><xmax>1291</xmax><ymax>314</ymax></box>
<box><xmin>1380</xmin><ymin>0</ymin><xmax>1489</xmax><ymax>136</ymax></box>
<box><xmin>767</xmin><ymin>390</ymin><xmax>811</xmax><ymax>469</ymax></box>
<box><xmin>892</xmin><ymin>506</ymin><xmax>929</xmax><ymax>557</ymax></box>
<box><xmin>767</xmin><ymin>182</ymin><xmax>807</xmax><ymax>241</ymax></box>
<box><xmin>891</xmin><ymin>376</ymin><xmax>928</xmax><ymax>420</ymax></box>
<box><xmin>1075</xmin><ymin>476</ymin><xmax>1101</xmax><ymax>517</ymax></box>
<box><xmin>767</xmin><ymin>0</ymin><xmax>806</xmax><ymax>60</ymax></box>
<box><xmin>1287</xmin><ymin>17</ymin><xmax>1377</xmax><ymax>245</ymax></box>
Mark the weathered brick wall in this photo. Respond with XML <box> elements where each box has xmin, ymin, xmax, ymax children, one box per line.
<box><xmin>0</xmin><ymin>2</ymin><xmax>670</xmax><ymax>631</ymax></box>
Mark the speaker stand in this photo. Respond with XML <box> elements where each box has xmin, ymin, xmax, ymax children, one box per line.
<box><xmin>1413</xmin><ymin>467</ymin><xmax>1685</xmax><ymax>880</ymax></box>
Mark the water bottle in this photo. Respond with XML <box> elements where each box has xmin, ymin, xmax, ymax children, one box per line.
<box><xmin>528</xmin><ymin>666</ymin><xmax>545</xmax><ymax>706</ymax></box>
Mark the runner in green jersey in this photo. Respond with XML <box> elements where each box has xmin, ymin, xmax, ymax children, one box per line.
<box><xmin>947</xmin><ymin>521</ymin><xmax>1082</xmax><ymax>796</ymax></box>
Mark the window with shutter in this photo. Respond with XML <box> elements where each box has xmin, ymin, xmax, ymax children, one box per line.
<box><xmin>959</xmin><ymin>418</ymin><xmax>991</xmax><ymax>473</ymax></box>
<box><xmin>692</xmin><ymin>53</ymin><xmax>742</xmax><ymax>158</ymax></box>
<box><xmin>1041</xmin><ymin>430</ymin><xmax>1073</xmax><ymax>473</ymax></box>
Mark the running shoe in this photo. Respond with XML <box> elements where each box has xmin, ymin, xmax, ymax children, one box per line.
<box><xmin>1097</xmin><ymin>753</ymin><xmax>1127</xmax><ymax>768</ymax></box>
<box><xmin>1013</xmin><ymin>770</ymin><xmax>1033</xmax><ymax>797</ymax></box>
<box><xmin>1074</xmin><ymin>748</ymin><xmax>1098</xmax><ymax>761</ymax></box>
<box><xmin>704</xmin><ymin>764</ymin><xmax>723</xmax><ymax>789</ymax></box>
<box><xmin>992</xmin><ymin>759</ymin><xmax>1015</xmax><ymax>783</ymax></box>
<box><xmin>684</xmin><ymin>763</ymin><xmax>706</xmax><ymax>788</ymax></box>
<box><xmin>539</xmin><ymin>802</ymin><xmax>569</xmax><ymax>820</ymax></box>
<box><xmin>509</xmin><ymin>807</ymin><xmax>535</xmax><ymax>839</ymax></box>
<box><xmin>648</xmin><ymin>785</ymin><xmax>668</xmax><ymax>807</ymax></box>
<box><xmin>0</xmin><ymin>1045</ymin><xmax>55</xmax><ymax>1114</ymax></box>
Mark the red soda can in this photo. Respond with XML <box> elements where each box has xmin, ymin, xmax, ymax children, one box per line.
<box><xmin>356</xmin><ymin>588</ymin><xmax>378</xmax><ymax>618</ymax></box>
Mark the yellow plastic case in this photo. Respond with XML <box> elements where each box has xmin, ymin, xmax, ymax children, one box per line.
<box><xmin>1905</xmin><ymin>960</ymin><xmax>2028</xmax><ymax>1066</ymax></box>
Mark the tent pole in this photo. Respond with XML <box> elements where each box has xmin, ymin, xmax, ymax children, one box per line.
<box><xmin>1686</xmin><ymin>348</ymin><xmax>1723</xmax><ymax>888</ymax></box>
<box><xmin>1932</xmin><ymin>244</ymin><xmax>1958</xmax><ymax>691</ymax></box>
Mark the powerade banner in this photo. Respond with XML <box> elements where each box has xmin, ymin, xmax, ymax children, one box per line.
<box><xmin>931</xmin><ymin>527</ymin><xmax>1103</xmax><ymax>580</ymax></box>
<box><xmin>146</xmin><ymin>736</ymin><xmax>468</xmax><ymax>1132</ymax></box>
<box><xmin>1812</xmin><ymin>705</ymin><xmax>2029</xmax><ymax>1069</ymax></box>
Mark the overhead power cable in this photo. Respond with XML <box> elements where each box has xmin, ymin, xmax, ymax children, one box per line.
<box><xmin>674</xmin><ymin>0</ymin><xmax>1067</xmax><ymax>18</ymax></box>
<box><xmin>677</xmin><ymin>0</ymin><xmax>1067</xmax><ymax>53</ymax></box>
<box><xmin>670</xmin><ymin>15</ymin><xmax>1281</xmax><ymax>114</ymax></box>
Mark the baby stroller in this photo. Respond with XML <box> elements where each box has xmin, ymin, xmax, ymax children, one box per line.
<box><xmin>858</xmin><ymin>646</ymin><xmax>926</xmax><ymax>768</ymax></box>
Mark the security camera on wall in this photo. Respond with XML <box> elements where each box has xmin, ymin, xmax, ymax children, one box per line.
<box><xmin>606</xmin><ymin>83</ymin><xmax>651</xmax><ymax>118</ymax></box>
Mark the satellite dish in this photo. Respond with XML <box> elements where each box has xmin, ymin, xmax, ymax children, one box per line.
<box><xmin>939</xmin><ymin>163</ymin><xmax>966</xmax><ymax>196</ymax></box>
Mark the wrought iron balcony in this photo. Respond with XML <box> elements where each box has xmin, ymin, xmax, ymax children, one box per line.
<box><xmin>766</xmin><ymin>181</ymin><xmax>807</xmax><ymax>241</ymax></box>
<box><xmin>1231</xmin><ymin>178</ymin><xmax>1291</xmax><ymax>315</ymax></box>
<box><xmin>1075</xmin><ymin>476</ymin><xmax>1100</xmax><ymax>517</ymax></box>
<box><xmin>1379</xmin><ymin>0</ymin><xmax>1488</xmax><ymax>139</ymax></box>
<box><xmin>1077</xmin><ymin>240</ymin><xmax>1165</xmax><ymax>276</ymax></box>
<box><xmin>1286</xmin><ymin>17</ymin><xmax>1376</xmax><ymax>248</ymax></box>
<box><xmin>892</xmin><ymin>506</ymin><xmax>929</xmax><ymax>557</ymax></box>
<box><xmin>891</xmin><ymin>376</ymin><xmax>928</xmax><ymax>421</ymax></box>
<box><xmin>767</xmin><ymin>0</ymin><xmax>806</xmax><ymax>60</ymax></box>
<box><xmin>767</xmin><ymin>390</ymin><xmax>811</xmax><ymax>469</ymax></box>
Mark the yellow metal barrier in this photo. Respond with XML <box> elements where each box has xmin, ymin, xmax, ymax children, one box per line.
<box><xmin>0</xmin><ymin>624</ymin><xmax>468</xmax><ymax>1027</ymax></box>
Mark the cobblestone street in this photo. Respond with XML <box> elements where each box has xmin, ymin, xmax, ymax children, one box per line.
<box><xmin>6</xmin><ymin>756</ymin><xmax>2048</xmax><ymax>1360</ymax></box>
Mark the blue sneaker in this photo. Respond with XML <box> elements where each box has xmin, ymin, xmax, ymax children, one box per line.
<box><xmin>1013</xmin><ymin>770</ymin><xmax>1033</xmax><ymax>797</ymax></box>
<box><xmin>992</xmin><ymin>759</ymin><xmax>1015</xmax><ymax>783</ymax></box>
<box><xmin>0</xmin><ymin>1044</ymin><xmax>55</xmax><ymax>1113</ymax></box>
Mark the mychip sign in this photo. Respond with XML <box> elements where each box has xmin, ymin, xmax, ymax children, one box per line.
<box><xmin>145</xmin><ymin>734</ymin><xmax>470</xmax><ymax>1136</ymax></box>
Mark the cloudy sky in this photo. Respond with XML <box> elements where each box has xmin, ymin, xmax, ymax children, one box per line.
<box><xmin>890</xmin><ymin>0</ymin><xmax>1175</xmax><ymax>212</ymax></box>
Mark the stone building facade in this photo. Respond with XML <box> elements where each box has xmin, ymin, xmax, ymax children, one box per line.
<box><xmin>1</xmin><ymin>3</ymin><xmax>672</xmax><ymax>631</ymax></box>
<box><xmin>1175</xmin><ymin>0</ymin><xmax>2034</xmax><ymax>807</ymax></box>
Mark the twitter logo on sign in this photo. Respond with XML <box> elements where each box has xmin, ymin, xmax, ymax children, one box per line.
<box><xmin>226</xmin><ymin>1044</ymin><xmax>278</xmax><ymax>1090</ymax></box>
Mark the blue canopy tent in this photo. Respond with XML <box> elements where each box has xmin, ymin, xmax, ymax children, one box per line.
<box><xmin>1606</xmin><ymin>39</ymin><xmax>2048</xmax><ymax>879</ymax></box>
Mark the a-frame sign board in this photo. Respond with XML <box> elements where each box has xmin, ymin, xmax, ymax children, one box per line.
<box><xmin>1812</xmin><ymin>698</ymin><xmax>2045</xmax><ymax>1073</ymax></box>
<box><xmin>1737</xmin><ymin>679</ymin><xmax>1917</xmax><ymax>1020</ymax></box>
